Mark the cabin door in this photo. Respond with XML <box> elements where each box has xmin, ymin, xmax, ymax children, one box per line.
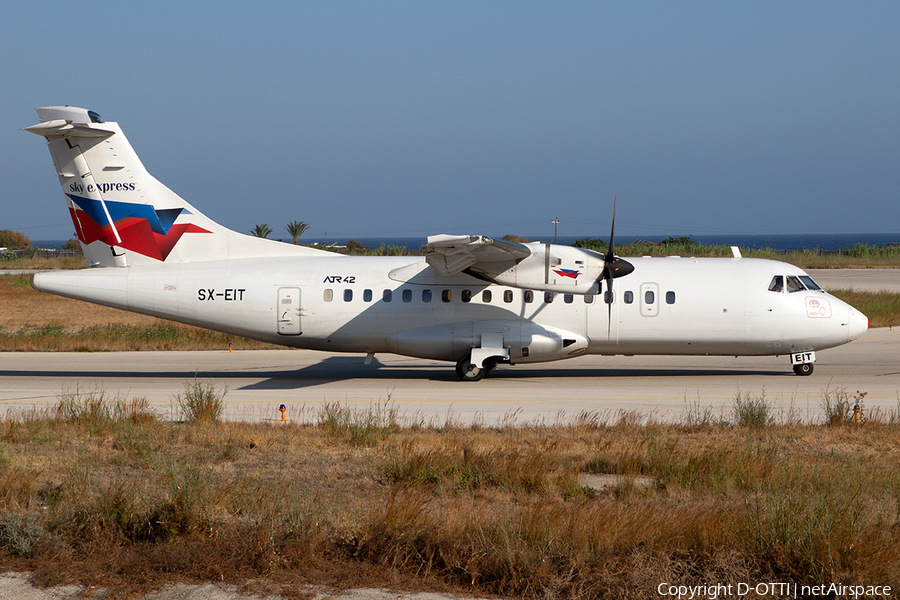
<box><xmin>277</xmin><ymin>287</ymin><xmax>301</xmax><ymax>335</ymax></box>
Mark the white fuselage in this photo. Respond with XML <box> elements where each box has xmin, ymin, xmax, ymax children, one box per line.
<box><xmin>33</xmin><ymin>254</ymin><xmax>868</xmax><ymax>365</ymax></box>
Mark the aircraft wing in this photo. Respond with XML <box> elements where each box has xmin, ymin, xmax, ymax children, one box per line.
<box><xmin>425</xmin><ymin>235</ymin><xmax>531</xmax><ymax>277</ymax></box>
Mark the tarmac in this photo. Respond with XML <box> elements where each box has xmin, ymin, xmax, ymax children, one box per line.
<box><xmin>0</xmin><ymin>572</ymin><xmax>495</xmax><ymax>600</ymax></box>
<box><xmin>0</xmin><ymin>325</ymin><xmax>897</xmax><ymax>425</ymax></box>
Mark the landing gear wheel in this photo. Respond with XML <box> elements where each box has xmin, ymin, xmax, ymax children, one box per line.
<box><xmin>793</xmin><ymin>363</ymin><xmax>814</xmax><ymax>376</ymax></box>
<box><xmin>456</xmin><ymin>356</ymin><xmax>486</xmax><ymax>381</ymax></box>
<box><xmin>484</xmin><ymin>358</ymin><xmax>498</xmax><ymax>373</ymax></box>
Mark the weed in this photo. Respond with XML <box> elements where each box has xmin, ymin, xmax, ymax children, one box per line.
<box><xmin>319</xmin><ymin>399</ymin><xmax>399</xmax><ymax>445</ymax></box>
<box><xmin>732</xmin><ymin>389</ymin><xmax>771</xmax><ymax>428</ymax></box>
<box><xmin>56</xmin><ymin>385</ymin><xmax>121</xmax><ymax>434</ymax></box>
<box><xmin>175</xmin><ymin>379</ymin><xmax>226</xmax><ymax>423</ymax></box>
<box><xmin>821</xmin><ymin>387</ymin><xmax>869</xmax><ymax>425</ymax></box>
<box><xmin>821</xmin><ymin>386</ymin><xmax>852</xmax><ymax>426</ymax></box>
<box><xmin>682</xmin><ymin>395</ymin><xmax>717</xmax><ymax>429</ymax></box>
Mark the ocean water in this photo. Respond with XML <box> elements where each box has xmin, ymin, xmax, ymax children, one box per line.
<box><xmin>32</xmin><ymin>232</ymin><xmax>900</xmax><ymax>252</ymax></box>
<box><xmin>285</xmin><ymin>233</ymin><xmax>900</xmax><ymax>252</ymax></box>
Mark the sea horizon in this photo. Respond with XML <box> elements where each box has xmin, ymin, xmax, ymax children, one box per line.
<box><xmin>30</xmin><ymin>232</ymin><xmax>900</xmax><ymax>253</ymax></box>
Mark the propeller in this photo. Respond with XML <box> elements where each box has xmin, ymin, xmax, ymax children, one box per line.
<box><xmin>600</xmin><ymin>196</ymin><xmax>634</xmax><ymax>339</ymax></box>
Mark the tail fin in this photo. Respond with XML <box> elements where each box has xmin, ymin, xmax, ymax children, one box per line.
<box><xmin>26</xmin><ymin>106</ymin><xmax>328</xmax><ymax>266</ymax></box>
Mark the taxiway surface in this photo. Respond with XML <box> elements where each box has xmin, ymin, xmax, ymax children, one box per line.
<box><xmin>1</xmin><ymin>327</ymin><xmax>896</xmax><ymax>425</ymax></box>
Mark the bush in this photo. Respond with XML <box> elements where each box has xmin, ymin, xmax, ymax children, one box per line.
<box><xmin>821</xmin><ymin>386</ymin><xmax>866</xmax><ymax>425</ymax></box>
<box><xmin>0</xmin><ymin>230</ymin><xmax>30</xmax><ymax>248</ymax></box>
<box><xmin>732</xmin><ymin>390</ymin><xmax>771</xmax><ymax>428</ymax></box>
<box><xmin>0</xmin><ymin>513</ymin><xmax>42</xmax><ymax>556</ymax></box>
<box><xmin>175</xmin><ymin>379</ymin><xmax>226</xmax><ymax>423</ymax></box>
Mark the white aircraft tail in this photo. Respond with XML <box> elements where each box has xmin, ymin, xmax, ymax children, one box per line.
<box><xmin>26</xmin><ymin>106</ymin><xmax>329</xmax><ymax>267</ymax></box>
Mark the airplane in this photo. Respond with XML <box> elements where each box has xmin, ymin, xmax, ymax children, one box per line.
<box><xmin>25</xmin><ymin>106</ymin><xmax>869</xmax><ymax>381</ymax></box>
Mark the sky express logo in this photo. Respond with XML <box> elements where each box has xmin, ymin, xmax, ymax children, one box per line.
<box><xmin>553</xmin><ymin>268</ymin><xmax>581</xmax><ymax>280</ymax></box>
<box><xmin>68</xmin><ymin>181</ymin><xmax>136</xmax><ymax>195</ymax></box>
<box><xmin>67</xmin><ymin>193</ymin><xmax>210</xmax><ymax>261</ymax></box>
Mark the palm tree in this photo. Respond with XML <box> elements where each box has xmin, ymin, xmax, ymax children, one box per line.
<box><xmin>285</xmin><ymin>220</ymin><xmax>310</xmax><ymax>245</ymax></box>
<box><xmin>250</xmin><ymin>224</ymin><xmax>273</xmax><ymax>238</ymax></box>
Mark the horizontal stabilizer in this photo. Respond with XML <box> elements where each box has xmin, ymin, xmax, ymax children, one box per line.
<box><xmin>25</xmin><ymin>120</ymin><xmax>114</xmax><ymax>139</ymax></box>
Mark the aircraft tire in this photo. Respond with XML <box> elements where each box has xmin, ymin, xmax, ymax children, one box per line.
<box><xmin>792</xmin><ymin>363</ymin><xmax>814</xmax><ymax>376</ymax></box>
<box><xmin>456</xmin><ymin>356</ymin><xmax>486</xmax><ymax>381</ymax></box>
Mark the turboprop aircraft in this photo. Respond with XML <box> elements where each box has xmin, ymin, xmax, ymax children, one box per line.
<box><xmin>26</xmin><ymin>106</ymin><xmax>869</xmax><ymax>381</ymax></box>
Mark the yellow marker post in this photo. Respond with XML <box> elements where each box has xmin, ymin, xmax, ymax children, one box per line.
<box><xmin>853</xmin><ymin>403</ymin><xmax>862</xmax><ymax>423</ymax></box>
<box><xmin>278</xmin><ymin>404</ymin><xmax>291</xmax><ymax>422</ymax></box>
<box><xmin>228</xmin><ymin>342</ymin><xmax>233</xmax><ymax>353</ymax></box>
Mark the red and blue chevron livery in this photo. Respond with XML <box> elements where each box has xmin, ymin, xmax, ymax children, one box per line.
<box><xmin>67</xmin><ymin>193</ymin><xmax>210</xmax><ymax>261</ymax></box>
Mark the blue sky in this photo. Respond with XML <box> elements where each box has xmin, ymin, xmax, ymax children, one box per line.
<box><xmin>2</xmin><ymin>2</ymin><xmax>898</xmax><ymax>242</ymax></box>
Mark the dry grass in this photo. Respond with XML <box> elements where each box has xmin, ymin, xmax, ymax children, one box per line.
<box><xmin>1</xmin><ymin>391</ymin><xmax>899</xmax><ymax>599</ymax></box>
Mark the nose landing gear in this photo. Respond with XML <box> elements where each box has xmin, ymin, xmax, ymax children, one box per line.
<box><xmin>792</xmin><ymin>362</ymin><xmax>814</xmax><ymax>376</ymax></box>
<box><xmin>790</xmin><ymin>350</ymin><xmax>815</xmax><ymax>376</ymax></box>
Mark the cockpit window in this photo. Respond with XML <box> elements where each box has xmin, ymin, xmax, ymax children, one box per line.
<box><xmin>768</xmin><ymin>276</ymin><xmax>784</xmax><ymax>293</ymax></box>
<box><xmin>799</xmin><ymin>276</ymin><xmax>822</xmax><ymax>291</ymax></box>
<box><xmin>786</xmin><ymin>275</ymin><xmax>805</xmax><ymax>293</ymax></box>
<box><xmin>87</xmin><ymin>110</ymin><xmax>105</xmax><ymax>124</ymax></box>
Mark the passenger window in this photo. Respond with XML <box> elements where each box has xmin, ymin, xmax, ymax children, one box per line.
<box><xmin>645</xmin><ymin>290</ymin><xmax>655</xmax><ymax>304</ymax></box>
<box><xmin>442</xmin><ymin>290</ymin><xmax>451</xmax><ymax>302</ymax></box>
<box><xmin>422</xmin><ymin>289</ymin><xmax>432</xmax><ymax>303</ymax></box>
<box><xmin>786</xmin><ymin>276</ymin><xmax>805</xmax><ymax>293</ymax></box>
<box><xmin>544</xmin><ymin>292</ymin><xmax>554</xmax><ymax>303</ymax></box>
<box><xmin>462</xmin><ymin>289</ymin><xmax>472</xmax><ymax>303</ymax></box>
<box><xmin>323</xmin><ymin>289</ymin><xmax>333</xmax><ymax>302</ymax></box>
<box><xmin>768</xmin><ymin>276</ymin><xmax>784</xmax><ymax>293</ymax></box>
<box><xmin>624</xmin><ymin>291</ymin><xmax>634</xmax><ymax>304</ymax></box>
<box><xmin>584</xmin><ymin>294</ymin><xmax>594</xmax><ymax>304</ymax></box>
<box><xmin>604</xmin><ymin>290</ymin><xmax>614</xmax><ymax>304</ymax></box>
<box><xmin>363</xmin><ymin>289</ymin><xmax>373</xmax><ymax>302</ymax></box>
<box><xmin>524</xmin><ymin>290</ymin><xmax>534</xmax><ymax>303</ymax></box>
<box><xmin>402</xmin><ymin>289</ymin><xmax>412</xmax><ymax>302</ymax></box>
<box><xmin>799</xmin><ymin>275</ymin><xmax>822</xmax><ymax>291</ymax></box>
<box><xmin>343</xmin><ymin>289</ymin><xmax>353</xmax><ymax>302</ymax></box>
<box><xmin>383</xmin><ymin>289</ymin><xmax>392</xmax><ymax>302</ymax></box>
<box><xmin>504</xmin><ymin>290</ymin><xmax>514</xmax><ymax>303</ymax></box>
<box><xmin>666</xmin><ymin>291</ymin><xmax>675</xmax><ymax>304</ymax></box>
<box><xmin>564</xmin><ymin>294</ymin><xmax>573</xmax><ymax>304</ymax></box>
<box><xmin>482</xmin><ymin>290</ymin><xmax>492</xmax><ymax>303</ymax></box>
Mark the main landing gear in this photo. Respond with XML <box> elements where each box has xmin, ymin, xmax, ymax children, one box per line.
<box><xmin>455</xmin><ymin>356</ymin><xmax>499</xmax><ymax>381</ymax></box>
<box><xmin>792</xmin><ymin>363</ymin><xmax>814</xmax><ymax>376</ymax></box>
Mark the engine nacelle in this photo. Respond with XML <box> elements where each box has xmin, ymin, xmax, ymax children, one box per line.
<box><xmin>471</xmin><ymin>243</ymin><xmax>604</xmax><ymax>294</ymax></box>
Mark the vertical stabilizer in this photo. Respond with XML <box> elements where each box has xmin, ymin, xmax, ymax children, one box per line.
<box><xmin>26</xmin><ymin>106</ymin><xmax>331</xmax><ymax>266</ymax></box>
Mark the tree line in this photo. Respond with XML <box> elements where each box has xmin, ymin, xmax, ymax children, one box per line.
<box><xmin>250</xmin><ymin>220</ymin><xmax>310</xmax><ymax>244</ymax></box>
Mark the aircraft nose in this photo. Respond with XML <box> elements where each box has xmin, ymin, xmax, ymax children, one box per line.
<box><xmin>848</xmin><ymin>306</ymin><xmax>869</xmax><ymax>341</ymax></box>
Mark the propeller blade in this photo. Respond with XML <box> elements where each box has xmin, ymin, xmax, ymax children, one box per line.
<box><xmin>606</xmin><ymin>195</ymin><xmax>617</xmax><ymax>263</ymax></box>
<box><xmin>598</xmin><ymin>195</ymin><xmax>635</xmax><ymax>339</ymax></box>
<box><xmin>604</xmin><ymin>196</ymin><xmax>617</xmax><ymax>340</ymax></box>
